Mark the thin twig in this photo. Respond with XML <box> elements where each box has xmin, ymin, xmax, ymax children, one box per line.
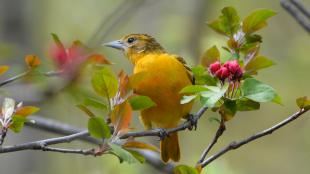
<box><xmin>0</xmin><ymin>130</ymin><xmax>90</xmax><ymax>153</ymax></box>
<box><xmin>281</xmin><ymin>0</ymin><xmax>310</xmax><ymax>33</ymax></box>
<box><xmin>201</xmin><ymin>108</ymin><xmax>309</xmax><ymax>167</ymax></box>
<box><xmin>43</xmin><ymin>70</ymin><xmax>63</xmax><ymax>77</ymax></box>
<box><xmin>0</xmin><ymin>70</ymin><xmax>63</xmax><ymax>87</ymax></box>
<box><xmin>197</xmin><ymin>118</ymin><xmax>226</xmax><ymax>164</ymax></box>
<box><xmin>0</xmin><ymin>71</ymin><xmax>29</xmax><ymax>87</ymax></box>
<box><xmin>26</xmin><ymin>116</ymin><xmax>101</xmax><ymax>144</ymax></box>
<box><xmin>40</xmin><ymin>146</ymin><xmax>95</xmax><ymax>156</ymax></box>
<box><xmin>0</xmin><ymin>127</ymin><xmax>8</xmax><ymax>145</ymax></box>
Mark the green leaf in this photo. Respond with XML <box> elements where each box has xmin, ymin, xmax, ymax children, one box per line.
<box><xmin>126</xmin><ymin>149</ymin><xmax>146</xmax><ymax>163</ymax></box>
<box><xmin>51</xmin><ymin>33</ymin><xmax>63</xmax><ymax>45</ymax></box>
<box><xmin>201</xmin><ymin>45</ymin><xmax>220</xmax><ymax>67</ymax></box>
<box><xmin>245</xmin><ymin>34</ymin><xmax>262</xmax><ymax>43</ymax></box>
<box><xmin>207</xmin><ymin>6</ymin><xmax>240</xmax><ymax>36</ymax></box>
<box><xmin>83</xmin><ymin>98</ymin><xmax>107</xmax><ymax>110</ymax></box>
<box><xmin>242</xmin><ymin>9</ymin><xmax>276</xmax><ymax>34</ymax></box>
<box><xmin>219</xmin><ymin>99</ymin><xmax>237</xmax><ymax>121</ymax></box>
<box><xmin>244</xmin><ymin>55</ymin><xmax>275</xmax><ymax>73</ymax></box>
<box><xmin>236</xmin><ymin>98</ymin><xmax>260</xmax><ymax>111</ymax></box>
<box><xmin>181</xmin><ymin>95</ymin><xmax>197</xmax><ymax>104</ymax></box>
<box><xmin>241</xmin><ymin>78</ymin><xmax>278</xmax><ymax>103</ymax></box>
<box><xmin>180</xmin><ymin>85</ymin><xmax>209</xmax><ymax>94</ymax></box>
<box><xmin>273</xmin><ymin>94</ymin><xmax>283</xmax><ymax>105</ymax></box>
<box><xmin>296</xmin><ymin>96</ymin><xmax>310</xmax><ymax>110</ymax></box>
<box><xmin>174</xmin><ymin>165</ymin><xmax>199</xmax><ymax>174</ymax></box>
<box><xmin>76</xmin><ymin>104</ymin><xmax>95</xmax><ymax>117</ymax></box>
<box><xmin>192</xmin><ymin>65</ymin><xmax>218</xmax><ymax>86</ymax></box>
<box><xmin>91</xmin><ymin>67</ymin><xmax>118</xmax><ymax>98</ymax></box>
<box><xmin>129</xmin><ymin>95</ymin><xmax>156</xmax><ymax>110</ymax></box>
<box><xmin>200</xmin><ymin>84</ymin><xmax>229</xmax><ymax>107</ymax></box>
<box><xmin>208</xmin><ymin>117</ymin><xmax>221</xmax><ymax>124</ymax></box>
<box><xmin>109</xmin><ymin>143</ymin><xmax>140</xmax><ymax>164</ymax></box>
<box><xmin>9</xmin><ymin>115</ymin><xmax>28</xmax><ymax>133</ymax></box>
<box><xmin>87</xmin><ymin>117</ymin><xmax>111</xmax><ymax>138</ymax></box>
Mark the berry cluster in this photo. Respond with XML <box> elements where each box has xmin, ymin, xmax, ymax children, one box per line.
<box><xmin>209</xmin><ymin>60</ymin><xmax>243</xmax><ymax>81</ymax></box>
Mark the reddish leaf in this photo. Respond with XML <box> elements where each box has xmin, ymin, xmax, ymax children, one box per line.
<box><xmin>0</xmin><ymin>66</ymin><xmax>9</xmax><ymax>76</ymax></box>
<box><xmin>123</xmin><ymin>141</ymin><xmax>159</xmax><ymax>152</ymax></box>
<box><xmin>118</xmin><ymin>70</ymin><xmax>131</xmax><ymax>97</ymax></box>
<box><xmin>111</xmin><ymin>101</ymin><xmax>132</xmax><ymax>134</ymax></box>
<box><xmin>51</xmin><ymin>33</ymin><xmax>66</xmax><ymax>53</ymax></box>
<box><xmin>88</xmin><ymin>54</ymin><xmax>111</xmax><ymax>65</ymax></box>
<box><xmin>50</xmin><ymin>33</ymin><xmax>68</xmax><ymax>66</ymax></box>
<box><xmin>15</xmin><ymin>106</ymin><xmax>40</xmax><ymax>117</ymax></box>
<box><xmin>68</xmin><ymin>40</ymin><xmax>86</xmax><ymax>61</ymax></box>
<box><xmin>25</xmin><ymin>55</ymin><xmax>41</xmax><ymax>69</ymax></box>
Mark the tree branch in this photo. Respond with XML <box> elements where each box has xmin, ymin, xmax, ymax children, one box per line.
<box><xmin>0</xmin><ymin>130</ymin><xmax>91</xmax><ymax>153</ymax></box>
<box><xmin>0</xmin><ymin>127</ymin><xmax>8</xmax><ymax>145</ymax></box>
<box><xmin>200</xmin><ymin>108</ymin><xmax>309</xmax><ymax>167</ymax></box>
<box><xmin>25</xmin><ymin>116</ymin><xmax>176</xmax><ymax>173</ymax></box>
<box><xmin>281</xmin><ymin>0</ymin><xmax>310</xmax><ymax>33</ymax></box>
<box><xmin>290</xmin><ymin>0</ymin><xmax>310</xmax><ymax>19</ymax></box>
<box><xmin>120</xmin><ymin>106</ymin><xmax>208</xmax><ymax>139</ymax></box>
<box><xmin>26</xmin><ymin>116</ymin><xmax>101</xmax><ymax>144</ymax></box>
<box><xmin>0</xmin><ymin>70</ymin><xmax>63</xmax><ymax>87</ymax></box>
<box><xmin>0</xmin><ymin>71</ymin><xmax>29</xmax><ymax>87</ymax></box>
<box><xmin>23</xmin><ymin>106</ymin><xmax>208</xmax><ymax>172</ymax></box>
<box><xmin>39</xmin><ymin>146</ymin><xmax>95</xmax><ymax>156</ymax></box>
<box><xmin>197</xmin><ymin>118</ymin><xmax>225</xmax><ymax>164</ymax></box>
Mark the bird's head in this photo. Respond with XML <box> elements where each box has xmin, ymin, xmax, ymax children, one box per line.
<box><xmin>103</xmin><ymin>34</ymin><xmax>165</xmax><ymax>64</ymax></box>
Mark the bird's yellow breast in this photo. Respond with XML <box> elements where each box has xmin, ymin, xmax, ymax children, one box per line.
<box><xmin>133</xmin><ymin>53</ymin><xmax>192</xmax><ymax>127</ymax></box>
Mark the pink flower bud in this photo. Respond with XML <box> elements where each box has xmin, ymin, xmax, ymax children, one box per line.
<box><xmin>227</xmin><ymin>60</ymin><xmax>240</xmax><ymax>73</ymax></box>
<box><xmin>215</xmin><ymin>67</ymin><xmax>229</xmax><ymax>80</ymax></box>
<box><xmin>234</xmin><ymin>68</ymin><xmax>243</xmax><ymax>79</ymax></box>
<box><xmin>209</xmin><ymin>61</ymin><xmax>221</xmax><ymax>75</ymax></box>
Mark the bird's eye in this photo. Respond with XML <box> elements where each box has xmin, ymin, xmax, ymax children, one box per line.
<box><xmin>127</xmin><ymin>37</ymin><xmax>135</xmax><ymax>43</ymax></box>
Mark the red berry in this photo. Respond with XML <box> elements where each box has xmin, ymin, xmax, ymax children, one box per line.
<box><xmin>209</xmin><ymin>61</ymin><xmax>221</xmax><ymax>75</ymax></box>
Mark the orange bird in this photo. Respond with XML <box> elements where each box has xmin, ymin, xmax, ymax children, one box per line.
<box><xmin>104</xmin><ymin>34</ymin><xmax>194</xmax><ymax>162</ymax></box>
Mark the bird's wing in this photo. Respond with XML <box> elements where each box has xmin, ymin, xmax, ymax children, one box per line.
<box><xmin>175</xmin><ymin>56</ymin><xmax>195</xmax><ymax>85</ymax></box>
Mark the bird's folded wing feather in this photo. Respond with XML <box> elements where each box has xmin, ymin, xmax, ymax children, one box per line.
<box><xmin>175</xmin><ymin>56</ymin><xmax>195</xmax><ymax>85</ymax></box>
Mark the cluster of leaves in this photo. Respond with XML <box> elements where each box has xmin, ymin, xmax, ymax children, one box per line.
<box><xmin>181</xmin><ymin>6</ymin><xmax>280</xmax><ymax>122</ymax></box>
<box><xmin>0</xmin><ymin>55</ymin><xmax>41</xmax><ymax>133</ymax></box>
<box><xmin>0</xmin><ymin>98</ymin><xmax>39</xmax><ymax>133</ymax></box>
<box><xmin>77</xmin><ymin>61</ymin><xmax>158</xmax><ymax>163</ymax></box>
<box><xmin>176</xmin><ymin>6</ymin><xmax>280</xmax><ymax>173</ymax></box>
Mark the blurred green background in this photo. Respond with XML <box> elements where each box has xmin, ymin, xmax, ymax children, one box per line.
<box><xmin>0</xmin><ymin>0</ymin><xmax>309</xmax><ymax>174</ymax></box>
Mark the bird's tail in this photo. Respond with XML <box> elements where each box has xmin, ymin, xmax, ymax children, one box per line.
<box><xmin>160</xmin><ymin>132</ymin><xmax>180</xmax><ymax>162</ymax></box>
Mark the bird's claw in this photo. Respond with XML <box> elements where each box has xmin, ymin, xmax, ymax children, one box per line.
<box><xmin>155</xmin><ymin>128</ymin><xmax>169</xmax><ymax>140</ymax></box>
<box><xmin>187</xmin><ymin>114</ymin><xmax>197</xmax><ymax>130</ymax></box>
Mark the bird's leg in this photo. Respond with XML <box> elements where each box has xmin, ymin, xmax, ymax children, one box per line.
<box><xmin>154</xmin><ymin>128</ymin><xmax>169</xmax><ymax>140</ymax></box>
<box><xmin>186</xmin><ymin>113</ymin><xmax>197</xmax><ymax>130</ymax></box>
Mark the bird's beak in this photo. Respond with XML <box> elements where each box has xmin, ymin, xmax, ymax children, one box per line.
<box><xmin>103</xmin><ymin>40</ymin><xmax>125</xmax><ymax>50</ymax></box>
